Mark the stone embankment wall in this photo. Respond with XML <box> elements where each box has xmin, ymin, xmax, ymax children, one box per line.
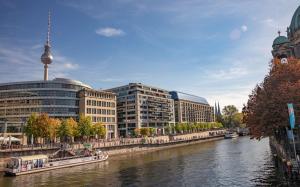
<box><xmin>269</xmin><ymin>136</ymin><xmax>300</xmax><ymax>180</ymax></box>
<box><xmin>0</xmin><ymin>130</ymin><xmax>226</xmax><ymax>171</ymax></box>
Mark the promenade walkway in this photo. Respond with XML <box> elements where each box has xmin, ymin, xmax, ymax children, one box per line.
<box><xmin>0</xmin><ymin>130</ymin><xmax>226</xmax><ymax>153</ymax></box>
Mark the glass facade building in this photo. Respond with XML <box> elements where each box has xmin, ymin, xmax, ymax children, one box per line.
<box><xmin>0</xmin><ymin>78</ymin><xmax>91</xmax><ymax>134</ymax></box>
<box><xmin>170</xmin><ymin>91</ymin><xmax>214</xmax><ymax>123</ymax></box>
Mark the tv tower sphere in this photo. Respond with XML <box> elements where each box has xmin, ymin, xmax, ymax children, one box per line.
<box><xmin>41</xmin><ymin>11</ymin><xmax>53</xmax><ymax>80</ymax></box>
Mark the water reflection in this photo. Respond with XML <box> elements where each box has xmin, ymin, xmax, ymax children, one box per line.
<box><xmin>0</xmin><ymin>137</ymin><xmax>293</xmax><ymax>187</ymax></box>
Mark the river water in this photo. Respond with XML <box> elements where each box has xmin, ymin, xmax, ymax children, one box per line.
<box><xmin>0</xmin><ymin>137</ymin><xmax>294</xmax><ymax>187</ymax></box>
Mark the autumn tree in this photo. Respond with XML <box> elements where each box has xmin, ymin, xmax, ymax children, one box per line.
<box><xmin>140</xmin><ymin>128</ymin><xmax>150</xmax><ymax>137</ymax></box>
<box><xmin>243</xmin><ymin>58</ymin><xmax>300</xmax><ymax>139</ymax></box>
<box><xmin>77</xmin><ymin>114</ymin><xmax>93</xmax><ymax>141</ymax></box>
<box><xmin>47</xmin><ymin>118</ymin><xmax>61</xmax><ymax>143</ymax></box>
<box><xmin>92</xmin><ymin>122</ymin><xmax>106</xmax><ymax>139</ymax></box>
<box><xmin>134</xmin><ymin>128</ymin><xmax>141</xmax><ymax>137</ymax></box>
<box><xmin>35</xmin><ymin>113</ymin><xmax>51</xmax><ymax>143</ymax></box>
<box><xmin>58</xmin><ymin>118</ymin><xmax>78</xmax><ymax>142</ymax></box>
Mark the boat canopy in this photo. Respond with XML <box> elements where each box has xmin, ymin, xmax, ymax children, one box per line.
<box><xmin>17</xmin><ymin>154</ymin><xmax>48</xmax><ymax>161</ymax></box>
<box><xmin>0</xmin><ymin>136</ymin><xmax>21</xmax><ymax>142</ymax></box>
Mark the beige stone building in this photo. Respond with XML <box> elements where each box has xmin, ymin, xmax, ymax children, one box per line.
<box><xmin>170</xmin><ymin>91</ymin><xmax>214</xmax><ymax>123</ymax></box>
<box><xmin>79</xmin><ymin>88</ymin><xmax>117</xmax><ymax>139</ymax></box>
<box><xmin>107</xmin><ymin>83</ymin><xmax>175</xmax><ymax>137</ymax></box>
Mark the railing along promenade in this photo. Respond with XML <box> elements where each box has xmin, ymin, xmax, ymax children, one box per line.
<box><xmin>0</xmin><ymin>129</ymin><xmax>226</xmax><ymax>152</ymax></box>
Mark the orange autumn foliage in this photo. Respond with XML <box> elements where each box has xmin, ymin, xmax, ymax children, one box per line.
<box><xmin>243</xmin><ymin>58</ymin><xmax>300</xmax><ymax>139</ymax></box>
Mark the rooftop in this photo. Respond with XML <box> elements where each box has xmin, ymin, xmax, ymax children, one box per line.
<box><xmin>169</xmin><ymin>91</ymin><xmax>209</xmax><ymax>105</ymax></box>
<box><xmin>0</xmin><ymin>78</ymin><xmax>92</xmax><ymax>89</ymax></box>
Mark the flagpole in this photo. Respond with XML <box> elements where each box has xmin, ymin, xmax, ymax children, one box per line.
<box><xmin>291</xmin><ymin>129</ymin><xmax>300</xmax><ymax>174</ymax></box>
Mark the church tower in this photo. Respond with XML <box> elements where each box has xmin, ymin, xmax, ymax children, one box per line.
<box><xmin>272</xmin><ymin>5</ymin><xmax>300</xmax><ymax>60</ymax></box>
<box><xmin>271</xmin><ymin>31</ymin><xmax>292</xmax><ymax>59</ymax></box>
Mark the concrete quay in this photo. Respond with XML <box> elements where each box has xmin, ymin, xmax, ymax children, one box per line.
<box><xmin>0</xmin><ymin>130</ymin><xmax>226</xmax><ymax>171</ymax></box>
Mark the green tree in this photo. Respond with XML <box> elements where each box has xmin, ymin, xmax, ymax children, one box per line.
<box><xmin>182</xmin><ymin>123</ymin><xmax>188</xmax><ymax>133</ymax></box>
<box><xmin>149</xmin><ymin>127</ymin><xmax>156</xmax><ymax>136</ymax></box>
<box><xmin>232</xmin><ymin>113</ymin><xmax>243</xmax><ymax>127</ymax></box>
<box><xmin>175</xmin><ymin>123</ymin><xmax>182</xmax><ymax>133</ymax></box>
<box><xmin>77</xmin><ymin>114</ymin><xmax>93</xmax><ymax>141</ymax></box>
<box><xmin>92</xmin><ymin>122</ymin><xmax>107</xmax><ymax>139</ymax></box>
<box><xmin>222</xmin><ymin>105</ymin><xmax>239</xmax><ymax>128</ymax></box>
<box><xmin>24</xmin><ymin>113</ymin><xmax>38</xmax><ymax>144</ymax></box>
<box><xmin>58</xmin><ymin>118</ymin><xmax>77</xmax><ymax>142</ymax></box>
<box><xmin>166</xmin><ymin>124</ymin><xmax>175</xmax><ymax>134</ymax></box>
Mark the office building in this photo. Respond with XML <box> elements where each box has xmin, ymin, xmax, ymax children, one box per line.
<box><xmin>79</xmin><ymin>88</ymin><xmax>117</xmax><ymax>139</ymax></box>
<box><xmin>108</xmin><ymin>83</ymin><xmax>175</xmax><ymax>137</ymax></box>
<box><xmin>170</xmin><ymin>91</ymin><xmax>214</xmax><ymax>123</ymax></box>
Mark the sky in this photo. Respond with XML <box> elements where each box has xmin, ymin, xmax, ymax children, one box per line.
<box><xmin>0</xmin><ymin>0</ymin><xmax>299</xmax><ymax>111</ymax></box>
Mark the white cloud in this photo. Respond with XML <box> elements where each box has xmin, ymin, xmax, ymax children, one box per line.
<box><xmin>210</xmin><ymin>67</ymin><xmax>248</xmax><ymax>80</ymax></box>
<box><xmin>95</xmin><ymin>27</ymin><xmax>125</xmax><ymax>37</ymax></box>
<box><xmin>31</xmin><ymin>44</ymin><xmax>43</xmax><ymax>50</ymax></box>
<box><xmin>53</xmin><ymin>55</ymin><xmax>79</xmax><ymax>70</ymax></box>
<box><xmin>0</xmin><ymin>43</ymin><xmax>79</xmax><ymax>82</ymax></box>
<box><xmin>230</xmin><ymin>25</ymin><xmax>248</xmax><ymax>40</ymax></box>
<box><xmin>241</xmin><ymin>25</ymin><xmax>248</xmax><ymax>32</ymax></box>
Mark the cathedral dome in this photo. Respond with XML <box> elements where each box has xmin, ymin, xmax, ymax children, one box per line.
<box><xmin>272</xmin><ymin>35</ymin><xmax>289</xmax><ymax>47</ymax></box>
<box><xmin>290</xmin><ymin>6</ymin><xmax>300</xmax><ymax>35</ymax></box>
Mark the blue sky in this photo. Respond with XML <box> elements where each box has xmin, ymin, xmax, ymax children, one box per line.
<box><xmin>0</xmin><ymin>0</ymin><xmax>299</xmax><ymax>110</ymax></box>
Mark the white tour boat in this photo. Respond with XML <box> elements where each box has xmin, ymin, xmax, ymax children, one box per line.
<box><xmin>224</xmin><ymin>132</ymin><xmax>239</xmax><ymax>139</ymax></box>
<box><xmin>4</xmin><ymin>149</ymin><xmax>108</xmax><ymax>176</ymax></box>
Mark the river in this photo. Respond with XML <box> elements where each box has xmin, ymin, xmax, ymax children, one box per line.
<box><xmin>0</xmin><ymin>137</ymin><xmax>294</xmax><ymax>187</ymax></box>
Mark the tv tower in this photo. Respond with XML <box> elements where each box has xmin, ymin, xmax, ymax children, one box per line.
<box><xmin>41</xmin><ymin>11</ymin><xmax>53</xmax><ymax>81</ymax></box>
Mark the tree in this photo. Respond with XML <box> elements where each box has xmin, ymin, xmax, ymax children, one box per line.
<box><xmin>134</xmin><ymin>128</ymin><xmax>141</xmax><ymax>137</ymax></box>
<box><xmin>149</xmin><ymin>127</ymin><xmax>156</xmax><ymax>136</ymax></box>
<box><xmin>175</xmin><ymin>123</ymin><xmax>183</xmax><ymax>133</ymax></box>
<box><xmin>24</xmin><ymin>113</ymin><xmax>38</xmax><ymax>144</ymax></box>
<box><xmin>191</xmin><ymin>123</ymin><xmax>197</xmax><ymax>132</ymax></box>
<box><xmin>243</xmin><ymin>58</ymin><xmax>300</xmax><ymax>139</ymax></box>
<box><xmin>48</xmin><ymin>118</ymin><xmax>60</xmax><ymax>142</ymax></box>
<box><xmin>140</xmin><ymin>128</ymin><xmax>150</xmax><ymax>137</ymax></box>
<box><xmin>77</xmin><ymin>114</ymin><xmax>93</xmax><ymax>141</ymax></box>
<box><xmin>35</xmin><ymin>113</ymin><xmax>51</xmax><ymax>143</ymax></box>
<box><xmin>222</xmin><ymin>105</ymin><xmax>239</xmax><ymax>128</ymax></box>
<box><xmin>166</xmin><ymin>124</ymin><xmax>175</xmax><ymax>135</ymax></box>
<box><xmin>58</xmin><ymin>118</ymin><xmax>77</xmax><ymax>142</ymax></box>
<box><xmin>232</xmin><ymin>113</ymin><xmax>243</xmax><ymax>127</ymax></box>
<box><xmin>92</xmin><ymin>122</ymin><xmax>106</xmax><ymax>139</ymax></box>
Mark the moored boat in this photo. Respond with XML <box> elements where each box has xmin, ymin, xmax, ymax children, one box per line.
<box><xmin>4</xmin><ymin>149</ymin><xmax>108</xmax><ymax>176</ymax></box>
<box><xmin>224</xmin><ymin>132</ymin><xmax>239</xmax><ymax>139</ymax></box>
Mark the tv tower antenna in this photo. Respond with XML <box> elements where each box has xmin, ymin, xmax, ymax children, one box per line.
<box><xmin>41</xmin><ymin>10</ymin><xmax>53</xmax><ymax>81</ymax></box>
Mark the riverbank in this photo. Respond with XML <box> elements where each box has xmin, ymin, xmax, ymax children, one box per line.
<box><xmin>269</xmin><ymin>136</ymin><xmax>300</xmax><ymax>181</ymax></box>
<box><xmin>0</xmin><ymin>130</ymin><xmax>226</xmax><ymax>171</ymax></box>
<box><xmin>107</xmin><ymin>135</ymin><xmax>224</xmax><ymax>157</ymax></box>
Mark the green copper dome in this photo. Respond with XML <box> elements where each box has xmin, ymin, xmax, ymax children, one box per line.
<box><xmin>272</xmin><ymin>36</ymin><xmax>289</xmax><ymax>47</ymax></box>
<box><xmin>290</xmin><ymin>6</ymin><xmax>300</xmax><ymax>34</ymax></box>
